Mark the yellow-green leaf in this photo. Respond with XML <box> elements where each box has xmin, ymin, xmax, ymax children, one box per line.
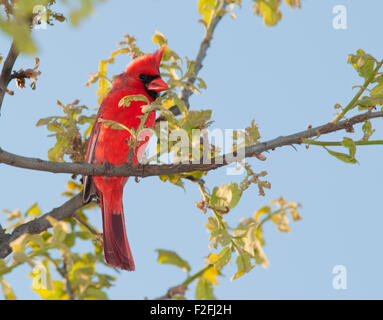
<box><xmin>118</xmin><ymin>94</ymin><xmax>150</xmax><ymax>108</ymax></box>
<box><xmin>371</xmin><ymin>83</ymin><xmax>383</xmax><ymax>96</ymax></box>
<box><xmin>210</xmin><ymin>183</ymin><xmax>242</xmax><ymax>211</ymax></box>
<box><xmin>253</xmin><ymin>0</ymin><xmax>282</xmax><ymax>26</ymax></box>
<box><xmin>156</xmin><ymin>249</ymin><xmax>191</xmax><ymax>272</ymax></box>
<box><xmin>25</xmin><ymin>203</ymin><xmax>42</xmax><ymax>217</ymax></box>
<box><xmin>231</xmin><ymin>250</ymin><xmax>253</xmax><ymax>280</ymax></box>
<box><xmin>152</xmin><ymin>30</ymin><xmax>168</xmax><ymax>46</ymax></box>
<box><xmin>198</xmin><ymin>0</ymin><xmax>218</xmax><ymax>27</ymax></box>
<box><xmin>208</xmin><ymin>247</ymin><xmax>232</xmax><ymax>269</ymax></box>
<box><xmin>203</xmin><ymin>266</ymin><xmax>220</xmax><ymax>286</ymax></box>
<box><xmin>0</xmin><ymin>278</ymin><xmax>16</xmax><ymax>300</ymax></box>
<box><xmin>195</xmin><ymin>277</ymin><xmax>216</xmax><ymax>300</ymax></box>
<box><xmin>34</xmin><ymin>280</ymin><xmax>66</xmax><ymax>300</ymax></box>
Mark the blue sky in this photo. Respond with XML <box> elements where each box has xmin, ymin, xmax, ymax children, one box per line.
<box><xmin>1</xmin><ymin>0</ymin><xmax>383</xmax><ymax>299</ymax></box>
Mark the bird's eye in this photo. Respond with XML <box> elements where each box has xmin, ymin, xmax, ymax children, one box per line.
<box><xmin>139</xmin><ymin>73</ymin><xmax>160</xmax><ymax>84</ymax></box>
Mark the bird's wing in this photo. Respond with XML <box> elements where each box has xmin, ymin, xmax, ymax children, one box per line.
<box><xmin>83</xmin><ymin>114</ymin><xmax>102</xmax><ymax>203</ymax></box>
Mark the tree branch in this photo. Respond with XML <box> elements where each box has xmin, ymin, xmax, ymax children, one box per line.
<box><xmin>0</xmin><ymin>193</ymin><xmax>85</xmax><ymax>259</ymax></box>
<box><xmin>50</xmin><ymin>257</ymin><xmax>75</xmax><ymax>300</ymax></box>
<box><xmin>178</xmin><ymin>0</ymin><xmax>227</xmax><ymax>107</ymax></box>
<box><xmin>73</xmin><ymin>214</ymin><xmax>101</xmax><ymax>237</ymax></box>
<box><xmin>0</xmin><ymin>111</ymin><xmax>382</xmax><ymax>259</ymax></box>
<box><xmin>158</xmin><ymin>0</ymin><xmax>227</xmax><ymax>120</ymax></box>
<box><xmin>0</xmin><ymin>111</ymin><xmax>382</xmax><ymax>177</ymax></box>
<box><xmin>0</xmin><ymin>41</ymin><xmax>18</xmax><ymax>112</ymax></box>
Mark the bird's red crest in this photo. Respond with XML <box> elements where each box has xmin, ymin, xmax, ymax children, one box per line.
<box><xmin>126</xmin><ymin>46</ymin><xmax>166</xmax><ymax>76</ymax></box>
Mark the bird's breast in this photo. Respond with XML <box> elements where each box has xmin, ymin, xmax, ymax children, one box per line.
<box><xmin>93</xmin><ymin>90</ymin><xmax>156</xmax><ymax>166</ymax></box>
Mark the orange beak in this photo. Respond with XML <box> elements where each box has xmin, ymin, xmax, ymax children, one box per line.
<box><xmin>147</xmin><ymin>77</ymin><xmax>168</xmax><ymax>92</ymax></box>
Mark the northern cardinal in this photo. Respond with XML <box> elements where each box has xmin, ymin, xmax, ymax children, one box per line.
<box><xmin>83</xmin><ymin>47</ymin><xmax>168</xmax><ymax>270</ymax></box>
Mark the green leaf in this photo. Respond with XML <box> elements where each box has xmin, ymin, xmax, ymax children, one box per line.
<box><xmin>46</xmin><ymin>121</ymin><xmax>62</xmax><ymax>132</ymax></box>
<box><xmin>118</xmin><ymin>94</ymin><xmax>150</xmax><ymax>108</ymax></box>
<box><xmin>52</xmin><ymin>223</ymin><xmax>69</xmax><ymax>243</ymax></box>
<box><xmin>185</xmin><ymin>171</ymin><xmax>206</xmax><ymax>180</ymax></box>
<box><xmin>159</xmin><ymin>174</ymin><xmax>185</xmax><ymax>189</ymax></box>
<box><xmin>69</xmin><ymin>0</ymin><xmax>94</xmax><ymax>26</ymax></box>
<box><xmin>13</xmin><ymin>251</ymin><xmax>28</xmax><ymax>264</ymax></box>
<box><xmin>0</xmin><ymin>20</ymin><xmax>37</xmax><ymax>54</ymax></box>
<box><xmin>63</xmin><ymin>233</ymin><xmax>76</xmax><ymax>248</ymax></box>
<box><xmin>357</xmin><ymin>95</ymin><xmax>383</xmax><ymax>108</ymax></box>
<box><xmin>252</xmin><ymin>0</ymin><xmax>283</xmax><ymax>26</ymax></box>
<box><xmin>227</xmin><ymin>183</ymin><xmax>242</xmax><ymax>209</ymax></box>
<box><xmin>197</xmin><ymin>77</ymin><xmax>207</xmax><ymax>90</ymax></box>
<box><xmin>10</xmin><ymin>234</ymin><xmax>28</xmax><ymax>253</ymax></box>
<box><xmin>0</xmin><ymin>259</ymin><xmax>6</xmax><ymax>271</ymax></box>
<box><xmin>98</xmin><ymin>118</ymin><xmax>135</xmax><ymax>135</ymax></box>
<box><xmin>206</xmin><ymin>217</ymin><xmax>232</xmax><ymax>249</ymax></box>
<box><xmin>70</xmin><ymin>262</ymin><xmax>95</xmax><ymax>279</ymax></box>
<box><xmin>208</xmin><ymin>247</ymin><xmax>232</xmax><ymax>269</ymax></box>
<box><xmin>0</xmin><ymin>278</ymin><xmax>16</xmax><ymax>300</ymax></box>
<box><xmin>254</xmin><ymin>205</ymin><xmax>271</xmax><ymax>221</ymax></box>
<box><xmin>210</xmin><ymin>183</ymin><xmax>242</xmax><ymax>211</ymax></box>
<box><xmin>362</xmin><ymin>120</ymin><xmax>375</xmax><ymax>141</ymax></box>
<box><xmin>25</xmin><ymin>203</ymin><xmax>42</xmax><ymax>217</ymax></box>
<box><xmin>85</xmin><ymin>287</ymin><xmax>108</xmax><ymax>300</ymax></box>
<box><xmin>4</xmin><ymin>208</ymin><xmax>21</xmax><ymax>221</ymax></box>
<box><xmin>47</xmin><ymin>136</ymin><xmax>70</xmax><ymax>162</ymax></box>
<box><xmin>324</xmin><ymin>147</ymin><xmax>358</xmax><ymax>164</ymax></box>
<box><xmin>341</xmin><ymin>137</ymin><xmax>356</xmax><ymax>159</ymax></box>
<box><xmin>198</xmin><ymin>0</ymin><xmax>218</xmax><ymax>27</ymax></box>
<box><xmin>243</xmin><ymin>225</ymin><xmax>269</xmax><ymax>267</ymax></box>
<box><xmin>152</xmin><ymin>30</ymin><xmax>168</xmax><ymax>46</ymax></box>
<box><xmin>171</xmin><ymin>94</ymin><xmax>189</xmax><ymax>117</ymax></box>
<box><xmin>285</xmin><ymin>0</ymin><xmax>301</xmax><ymax>9</ymax></box>
<box><xmin>27</xmin><ymin>235</ymin><xmax>46</xmax><ymax>250</ymax></box>
<box><xmin>195</xmin><ymin>277</ymin><xmax>216</xmax><ymax>300</ymax></box>
<box><xmin>34</xmin><ymin>280</ymin><xmax>66</xmax><ymax>300</ymax></box>
<box><xmin>96</xmin><ymin>60</ymin><xmax>111</xmax><ymax>105</ymax></box>
<box><xmin>202</xmin><ymin>266</ymin><xmax>220</xmax><ymax>285</ymax></box>
<box><xmin>244</xmin><ymin>120</ymin><xmax>261</xmax><ymax>147</ymax></box>
<box><xmin>347</xmin><ymin>49</ymin><xmax>376</xmax><ymax>80</ymax></box>
<box><xmin>36</xmin><ymin>117</ymin><xmax>55</xmax><ymax>127</ymax></box>
<box><xmin>370</xmin><ymin>83</ymin><xmax>383</xmax><ymax>96</ymax></box>
<box><xmin>180</xmin><ymin>110</ymin><xmax>213</xmax><ymax>131</ymax></box>
<box><xmin>231</xmin><ymin>250</ymin><xmax>254</xmax><ymax>280</ymax></box>
<box><xmin>155</xmin><ymin>249</ymin><xmax>191</xmax><ymax>272</ymax></box>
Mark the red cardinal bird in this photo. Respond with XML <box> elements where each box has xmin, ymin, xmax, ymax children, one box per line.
<box><xmin>83</xmin><ymin>47</ymin><xmax>168</xmax><ymax>271</ymax></box>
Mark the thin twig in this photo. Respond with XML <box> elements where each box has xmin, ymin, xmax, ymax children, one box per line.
<box><xmin>73</xmin><ymin>214</ymin><xmax>101</xmax><ymax>236</ymax></box>
<box><xmin>304</xmin><ymin>139</ymin><xmax>383</xmax><ymax>146</ymax></box>
<box><xmin>178</xmin><ymin>0</ymin><xmax>227</xmax><ymax>107</ymax></box>
<box><xmin>50</xmin><ymin>257</ymin><xmax>75</xmax><ymax>300</ymax></box>
<box><xmin>157</xmin><ymin>0</ymin><xmax>227</xmax><ymax>121</ymax></box>
<box><xmin>156</xmin><ymin>264</ymin><xmax>213</xmax><ymax>300</ymax></box>
<box><xmin>332</xmin><ymin>60</ymin><xmax>383</xmax><ymax>123</ymax></box>
<box><xmin>0</xmin><ymin>41</ymin><xmax>18</xmax><ymax>112</ymax></box>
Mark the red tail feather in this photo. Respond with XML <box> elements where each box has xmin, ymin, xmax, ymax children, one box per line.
<box><xmin>100</xmin><ymin>188</ymin><xmax>135</xmax><ymax>271</ymax></box>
